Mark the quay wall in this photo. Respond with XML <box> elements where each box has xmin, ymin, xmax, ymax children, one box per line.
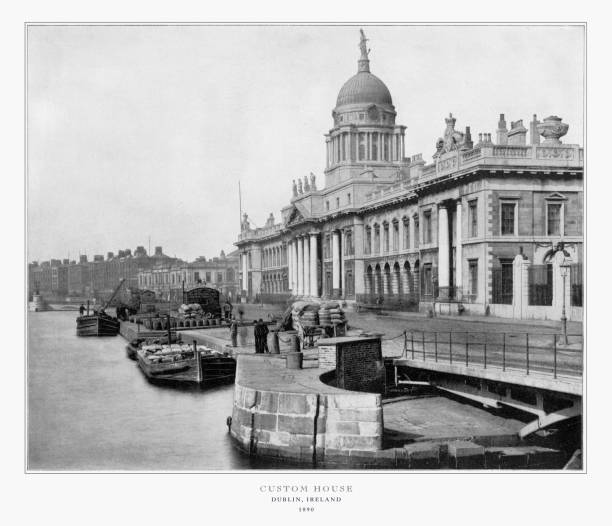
<box><xmin>229</xmin><ymin>355</ymin><xmax>384</xmax><ymax>467</ymax></box>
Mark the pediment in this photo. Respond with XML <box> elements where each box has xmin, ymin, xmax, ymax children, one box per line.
<box><xmin>545</xmin><ymin>192</ymin><xmax>567</xmax><ymax>200</ymax></box>
<box><xmin>286</xmin><ymin>207</ymin><xmax>305</xmax><ymax>226</ymax></box>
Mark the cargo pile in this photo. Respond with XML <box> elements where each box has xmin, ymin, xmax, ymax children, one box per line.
<box><xmin>291</xmin><ymin>301</ymin><xmax>320</xmax><ymax>329</ymax></box>
<box><xmin>318</xmin><ymin>301</ymin><xmax>346</xmax><ymax>328</ymax></box>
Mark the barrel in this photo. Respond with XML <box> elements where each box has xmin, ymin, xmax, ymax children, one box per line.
<box><xmin>286</xmin><ymin>352</ymin><xmax>303</xmax><ymax>370</ymax></box>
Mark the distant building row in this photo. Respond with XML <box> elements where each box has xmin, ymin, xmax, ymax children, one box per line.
<box><xmin>28</xmin><ymin>246</ymin><xmax>240</xmax><ymax>302</ymax></box>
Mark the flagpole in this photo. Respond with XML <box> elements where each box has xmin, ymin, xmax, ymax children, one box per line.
<box><xmin>238</xmin><ymin>180</ymin><xmax>242</xmax><ymax>231</ymax></box>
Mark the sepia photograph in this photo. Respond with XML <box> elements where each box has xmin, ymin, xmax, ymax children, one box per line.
<box><xmin>25</xmin><ymin>23</ymin><xmax>584</xmax><ymax>474</ymax></box>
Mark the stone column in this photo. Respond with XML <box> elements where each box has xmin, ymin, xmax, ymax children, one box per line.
<box><xmin>438</xmin><ymin>204</ymin><xmax>450</xmax><ymax>300</ymax></box>
<box><xmin>332</xmin><ymin>230</ymin><xmax>341</xmax><ymax>297</ymax></box>
<box><xmin>292</xmin><ymin>240</ymin><xmax>298</xmax><ymax>294</ymax></box>
<box><xmin>287</xmin><ymin>241</ymin><xmax>293</xmax><ymax>292</ymax></box>
<box><xmin>297</xmin><ymin>237</ymin><xmax>304</xmax><ymax>296</ymax></box>
<box><xmin>353</xmin><ymin>217</ymin><xmax>365</xmax><ymax>295</ymax></box>
<box><xmin>309</xmin><ymin>233</ymin><xmax>319</xmax><ymax>297</ymax></box>
<box><xmin>513</xmin><ymin>254</ymin><xmax>530</xmax><ymax>320</ymax></box>
<box><xmin>455</xmin><ymin>200</ymin><xmax>463</xmax><ymax>299</ymax></box>
<box><xmin>242</xmin><ymin>252</ymin><xmax>248</xmax><ymax>295</ymax></box>
<box><xmin>302</xmin><ymin>235</ymin><xmax>310</xmax><ymax>296</ymax></box>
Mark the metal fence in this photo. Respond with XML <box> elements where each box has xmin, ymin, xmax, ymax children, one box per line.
<box><xmin>528</xmin><ymin>264</ymin><xmax>553</xmax><ymax>306</ymax></box>
<box><xmin>491</xmin><ymin>267</ymin><xmax>513</xmax><ymax>305</ymax></box>
<box><xmin>399</xmin><ymin>329</ymin><xmax>582</xmax><ymax>380</ymax></box>
<box><xmin>570</xmin><ymin>263</ymin><xmax>583</xmax><ymax>307</ymax></box>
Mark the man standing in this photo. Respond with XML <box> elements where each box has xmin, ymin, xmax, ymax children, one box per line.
<box><xmin>79</xmin><ymin>304</ymin><xmax>85</xmax><ymax>316</ymax></box>
<box><xmin>253</xmin><ymin>320</ymin><xmax>262</xmax><ymax>353</ymax></box>
<box><xmin>229</xmin><ymin>316</ymin><xmax>238</xmax><ymax>348</ymax></box>
<box><xmin>260</xmin><ymin>319</ymin><xmax>269</xmax><ymax>353</ymax></box>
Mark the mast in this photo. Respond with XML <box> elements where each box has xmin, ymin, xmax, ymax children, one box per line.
<box><xmin>102</xmin><ymin>278</ymin><xmax>126</xmax><ymax>311</ymax></box>
<box><xmin>238</xmin><ymin>181</ymin><xmax>242</xmax><ymax>232</ymax></box>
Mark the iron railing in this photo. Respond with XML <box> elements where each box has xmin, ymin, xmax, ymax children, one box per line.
<box><xmin>570</xmin><ymin>263</ymin><xmax>583</xmax><ymax>307</ymax></box>
<box><xmin>400</xmin><ymin>330</ymin><xmax>583</xmax><ymax>380</ymax></box>
<box><xmin>528</xmin><ymin>265</ymin><xmax>553</xmax><ymax>306</ymax></box>
<box><xmin>491</xmin><ymin>267</ymin><xmax>513</xmax><ymax>305</ymax></box>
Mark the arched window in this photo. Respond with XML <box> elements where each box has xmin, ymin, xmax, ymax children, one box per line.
<box><xmin>365</xmin><ymin>226</ymin><xmax>372</xmax><ymax>255</ymax></box>
<box><xmin>374</xmin><ymin>224</ymin><xmax>380</xmax><ymax>254</ymax></box>
<box><xmin>392</xmin><ymin>219</ymin><xmax>399</xmax><ymax>251</ymax></box>
<box><xmin>382</xmin><ymin>221</ymin><xmax>390</xmax><ymax>253</ymax></box>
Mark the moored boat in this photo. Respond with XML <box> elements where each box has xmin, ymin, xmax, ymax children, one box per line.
<box><xmin>76</xmin><ymin>279</ymin><xmax>124</xmax><ymax>337</ymax></box>
<box><xmin>136</xmin><ymin>342</ymin><xmax>236</xmax><ymax>386</ymax></box>
<box><xmin>77</xmin><ymin>312</ymin><xmax>121</xmax><ymax>337</ymax></box>
<box><xmin>126</xmin><ymin>333</ymin><xmax>180</xmax><ymax>360</ymax></box>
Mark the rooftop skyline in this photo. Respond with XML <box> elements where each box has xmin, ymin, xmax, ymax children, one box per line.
<box><xmin>27</xmin><ymin>25</ymin><xmax>584</xmax><ymax>262</ymax></box>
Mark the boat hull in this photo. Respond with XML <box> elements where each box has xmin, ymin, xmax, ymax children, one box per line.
<box><xmin>76</xmin><ymin>315</ymin><xmax>120</xmax><ymax>337</ymax></box>
<box><xmin>136</xmin><ymin>349</ymin><xmax>236</xmax><ymax>386</ymax></box>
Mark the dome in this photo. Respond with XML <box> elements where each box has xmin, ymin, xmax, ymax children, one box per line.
<box><xmin>336</xmin><ymin>71</ymin><xmax>393</xmax><ymax>107</ymax></box>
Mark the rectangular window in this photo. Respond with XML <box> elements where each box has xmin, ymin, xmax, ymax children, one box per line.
<box><xmin>413</xmin><ymin>216</ymin><xmax>419</xmax><ymax>248</ymax></box>
<box><xmin>403</xmin><ymin>218</ymin><xmax>410</xmax><ymax>249</ymax></box>
<box><xmin>384</xmin><ymin>134</ymin><xmax>390</xmax><ymax>161</ymax></box>
<box><xmin>468</xmin><ymin>200</ymin><xmax>478</xmax><ymax>237</ymax></box>
<box><xmin>501</xmin><ymin>202</ymin><xmax>516</xmax><ymax>235</ymax></box>
<box><xmin>423</xmin><ymin>210</ymin><xmax>432</xmax><ymax>244</ymax></box>
<box><xmin>358</xmin><ymin>133</ymin><xmax>366</xmax><ymax>160</ymax></box>
<box><xmin>372</xmin><ymin>132</ymin><xmax>378</xmax><ymax>160</ymax></box>
<box><xmin>383</xmin><ymin>223</ymin><xmax>389</xmax><ymax>253</ymax></box>
<box><xmin>547</xmin><ymin>203</ymin><xmax>562</xmax><ymax>236</ymax></box>
<box><xmin>326</xmin><ymin>201</ymin><xmax>329</xmax><ymax>211</ymax></box>
<box><xmin>392</xmin><ymin>221</ymin><xmax>399</xmax><ymax>251</ymax></box>
<box><xmin>422</xmin><ymin>264</ymin><xmax>433</xmax><ymax>296</ymax></box>
<box><xmin>217</xmin><ymin>272</ymin><xmax>223</xmax><ymax>283</ymax></box>
<box><xmin>347</xmin><ymin>193</ymin><xmax>351</xmax><ymax>204</ymax></box>
<box><xmin>194</xmin><ymin>271</ymin><xmax>200</xmax><ymax>282</ymax></box>
<box><xmin>365</xmin><ymin>227</ymin><xmax>372</xmax><ymax>255</ymax></box>
<box><xmin>205</xmin><ymin>272</ymin><xmax>211</xmax><ymax>282</ymax></box>
<box><xmin>468</xmin><ymin>260</ymin><xmax>478</xmax><ymax>297</ymax></box>
<box><xmin>374</xmin><ymin>226</ymin><xmax>380</xmax><ymax>254</ymax></box>
<box><xmin>492</xmin><ymin>262</ymin><xmax>513</xmax><ymax>304</ymax></box>
<box><xmin>341</xmin><ymin>133</ymin><xmax>346</xmax><ymax>161</ymax></box>
<box><xmin>336</xmin><ymin>197</ymin><xmax>340</xmax><ymax>208</ymax></box>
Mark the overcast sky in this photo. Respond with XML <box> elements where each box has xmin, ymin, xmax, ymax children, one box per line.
<box><xmin>27</xmin><ymin>24</ymin><xmax>584</xmax><ymax>263</ymax></box>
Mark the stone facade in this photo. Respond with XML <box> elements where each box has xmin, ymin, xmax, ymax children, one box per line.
<box><xmin>234</xmin><ymin>31</ymin><xmax>583</xmax><ymax>320</ymax></box>
<box><xmin>137</xmin><ymin>250</ymin><xmax>240</xmax><ymax>301</ymax></box>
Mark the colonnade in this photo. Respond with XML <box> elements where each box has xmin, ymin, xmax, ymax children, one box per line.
<box><xmin>287</xmin><ymin>232</ymin><xmax>332</xmax><ymax>298</ymax></box>
<box><xmin>437</xmin><ymin>200</ymin><xmax>463</xmax><ymax>300</ymax></box>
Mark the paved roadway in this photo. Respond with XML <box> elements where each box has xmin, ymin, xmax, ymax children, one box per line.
<box><xmin>234</xmin><ymin>304</ymin><xmax>583</xmax><ymax>378</ymax></box>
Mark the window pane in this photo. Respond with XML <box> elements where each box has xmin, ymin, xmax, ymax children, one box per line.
<box><xmin>469</xmin><ymin>201</ymin><xmax>478</xmax><ymax>237</ymax></box>
<box><xmin>501</xmin><ymin>203</ymin><xmax>515</xmax><ymax>235</ymax></box>
<box><xmin>547</xmin><ymin>203</ymin><xmax>561</xmax><ymax>236</ymax></box>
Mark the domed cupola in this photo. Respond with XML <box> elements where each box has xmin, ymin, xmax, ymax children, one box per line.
<box><xmin>324</xmin><ymin>30</ymin><xmax>407</xmax><ymax>185</ymax></box>
<box><xmin>332</xmin><ymin>29</ymin><xmax>395</xmax><ymax>125</ymax></box>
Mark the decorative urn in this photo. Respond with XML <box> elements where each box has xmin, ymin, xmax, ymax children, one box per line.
<box><xmin>537</xmin><ymin>115</ymin><xmax>569</xmax><ymax>145</ymax></box>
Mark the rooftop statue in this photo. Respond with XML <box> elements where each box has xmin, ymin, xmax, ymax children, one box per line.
<box><xmin>297</xmin><ymin>178</ymin><xmax>303</xmax><ymax>194</ymax></box>
<box><xmin>292</xmin><ymin>179</ymin><xmax>298</xmax><ymax>197</ymax></box>
<box><xmin>303</xmin><ymin>175</ymin><xmax>310</xmax><ymax>192</ymax></box>
<box><xmin>359</xmin><ymin>29</ymin><xmax>370</xmax><ymax>60</ymax></box>
<box><xmin>310</xmin><ymin>173</ymin><xmax>317</xmax><ymax>191</ymax></box>
<box><xmin>241</xmin><ymin>213</ymin><xmax>251</xmax><ymax>232</ymax></box>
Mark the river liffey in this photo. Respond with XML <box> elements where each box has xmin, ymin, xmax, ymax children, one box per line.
<box><xmin>27</xmin><ymin>311</ymin><xmax>254</xmax><ymax>471</ymax></box>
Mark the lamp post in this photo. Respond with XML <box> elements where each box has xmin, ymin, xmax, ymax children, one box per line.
<box><xmin>560</xmin><ymin>260</ymin><xmax>570</xmax><ymax>346</ymax></box>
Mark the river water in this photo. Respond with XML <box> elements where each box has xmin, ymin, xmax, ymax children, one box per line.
<box><xmin>27</xmin><ymin>311</ymin><xmax>254</xmax><ymax>471</ymax></box>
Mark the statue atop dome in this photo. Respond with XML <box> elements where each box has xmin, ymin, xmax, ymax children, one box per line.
<box><xmin>358</xmin><ymin>29</ymin><xmax>371</xmax><ymax>73</ymax></box>
<box><xmin>359</xmin><ymin>29</ymin><xmax>370</xmax><ymax>60</ymax></box>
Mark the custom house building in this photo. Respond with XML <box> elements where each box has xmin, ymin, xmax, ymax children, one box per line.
<box><xmin>235</xmin><ymin>30</ymin><xmax>583</xmax><ymax>321</ymax></box>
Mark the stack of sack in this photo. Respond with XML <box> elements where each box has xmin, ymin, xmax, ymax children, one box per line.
<box><xmin>318</xmin><ymin>301</ymin><xmax>345</xmax><ymax>328</ymax></box>
<box><xmin>291</xmin><ymin>301</ymin><xmax>320</xmax><ymax>329</ymax></box>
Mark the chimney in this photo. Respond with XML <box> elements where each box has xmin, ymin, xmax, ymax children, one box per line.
<box><xmin>107</xmin><ymin>252</ymin><xmax>114</xmax><ymax>260</ymax></box>
<box><xmin>124</xmin><ymin>248</ymin><xmax>131</xmax><ymax>256</ymax></box>
<box><xmin>508</xmin><ymin>119</ymin><xmax>528</xmax><ymax>146</ymax></box>
<box><xmin>496</xmin><ymin>114</ymin><xmax>508</xmax><ymax>145</ymax></box>
<box><xmin>530</xmin><ymin>114</ymin><xmax>540</xmax><ymax>145</ymax></box>
<box><xmin>62</xmin><ymin>259</ymin><xmax>69</xmax><ymax>265</ymax></box>
<box><xmin>464</xmin><ymin>126</ymin><xmax>473</xmax><ymax>149</ymax></box>
<box><xmin>94</xmin><ymin>255</ymin><xmax>104</xmax><ymax>262</ymax></box>
<box><xmin>154</xmin><ymin>246</ymin><xmax>163</xmax><ymax>257</ymax></box>
<box><xmin>79</xmin><ymin>255</ymin><xmax>88</xmax><ymax>263</ymax></box>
